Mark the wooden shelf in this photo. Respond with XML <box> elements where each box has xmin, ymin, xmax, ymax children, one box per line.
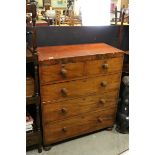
<box><xmin>26</xmin><ymin>96</ymin><xmax>40</xmax><ymax>105</ymax></box>
<box><xmin>26</xmin><ymin>1</ymin><xmax>42</xmax><ymax>153</ymax></box>
<box><xmin>26</xmin><ymin>131</ymin><xmax>40</xmax><ymax>147</ymax></box>
<box><xmin>26</xmin><ymin>50</ymin><xmax>34</xmax><ymax>63</ymax></box>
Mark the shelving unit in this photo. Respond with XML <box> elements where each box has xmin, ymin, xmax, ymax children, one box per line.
<box><xmin>26</xmin><ymin>0</ymin><xmax>42</xmax><ymax>153</ymax></box>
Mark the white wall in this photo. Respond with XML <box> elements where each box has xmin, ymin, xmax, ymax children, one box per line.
<box><xmin>37</xmin><ymin>0</ymin><xmax>43</xmax><ymax>7</ymax></box>
<box><xmin>80</xmin><ymin>0</ymin><xmax>111</xmax><ymax>26</ymax></box>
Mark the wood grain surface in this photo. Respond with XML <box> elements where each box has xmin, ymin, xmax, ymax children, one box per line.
<box><xmin>42</xmin><ymin>91</ymin><xmax>118</xmax><ymax>123</ymax></box>
<box><xmin>39</xmin><ymin>57</ymin><xmax>123</xmax><ymax>85</ymax></box>
<box><xmin>40</xmin><ymin>73</ymin><xmax>121</xmax><ymax>102</ymax></box>
<box><xmin>38</xmin><ymin>43</ymin><xmax>123</xmax><ymax>61</ymax></box>
<box><xmin>38</xmin><ymin>43</ymin><xmax>124</xmax><ymax>146</ymax></box>
<box><xmin>43</xmin><ymin>108</ymin><xmax>116</xmax><ymax>144</ymax></box>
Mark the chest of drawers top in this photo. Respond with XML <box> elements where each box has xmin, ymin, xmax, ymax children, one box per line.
<box><xmin>38</xmin><ymin>43</ymin><xmax>124</xmax><ymax>65</ymax></box>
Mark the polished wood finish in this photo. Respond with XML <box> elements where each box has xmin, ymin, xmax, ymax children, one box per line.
<box><xmin>38</xmin><ymin>43</ymin><xmax>124</xmax><ymax>145</ymax></box>
<box><xmin>38</xmin><ymin>43</ymin><xmax>123</xmax><ymax>64</ymax></box>
<box><xmin>42</xmin><ymin>91</ymin><xmax>118</xmax><ymax>123</ymax></box>
<box><xmin>41</xmin><ymin>74</ymin><xmax>121</xmax><ymax>102</ymax></box>
<box><xmin>43</xmin><ymin>108</ymin><xmax>116</xmax><ymax>144</ymax></box>
<box><xmin>39</xmin><ymin>62</ymin><xmax>84</xmax><ymax>84</ymax></box>
<box><xmin>85</xmin><ymin>57</ymin><xmax>123</xmax><ymax>76</ymax></box>
<box><xmin>39</xmin><ymin>56</ymin><xmax>123</xmax><ymax>85</ymax></box>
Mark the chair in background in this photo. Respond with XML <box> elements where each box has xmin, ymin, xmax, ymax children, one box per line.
<box><xmin>114</xmin><ymin>7</ymin><xmax>122</xmax><ymax>25</ymax></box>
<box><xmin>44</xmin><ymin>10</ymin><xmax>56</xmax><ymax>25</ymax></box>
<box><xmin>44</xmin><ymin>4</ymin><xmax>50</xmax><ymax>11</ymax></box>
<box><xmin>55</xmin><ymin>10</ymin><xmax>61</xmax><ymax>26</ymax></box>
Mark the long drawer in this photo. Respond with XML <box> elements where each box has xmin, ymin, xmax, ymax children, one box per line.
<box><xmin>39</xmin><ymin>57</ymin><xmax>123</xmax><ymax>84</ymax></box>
<box><xmin>43</xmin><ymin>108</ymin><xmax>116</xmax><ymax>144</ymax></box>
<box><xmin>41</xmin><ymin>73</ymin><xmax>121</xmax><ymax>102</ymax></box>
<box><xmin>42</xmin><ymin>91</ymin><xmax>118</xmax><ymax>123</ymax></box>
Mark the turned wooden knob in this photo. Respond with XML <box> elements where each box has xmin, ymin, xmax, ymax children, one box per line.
<box><xmin>101</xmin><ymin>81</ymin><xmax>107</xmax><ymax>87</ymax></box>
<box><xmin>99</xmin><ymin>99</ymin><xmax>106</xmax><ymax>105</ymax></box>
<box><xmin>97</xmin><ymin>117</ymin><xmax>103</xmax><ymax>123</ymax></box>
<box><xmin>61</xmin><ymin>108</ymin><xmax>67</xmax><ymax>113</ymax></box>
<box><xmin>60</xmin><ymin>68</ymin><xmax>67</xmax><ymax>77</ymax></box>
<box><xmin>102</xmin><ymin>64</ymin><xmax>109</xmax><ymax>69</ymax></box>
<box><xmin>62</xmin><ymin>127</ymin><xmax>67</xmax><ymax>132</ymax></box>
<box><xmin>61</xmin><ymin>88</ymin><xmax>68</xmax><ymax>96</ymax></box>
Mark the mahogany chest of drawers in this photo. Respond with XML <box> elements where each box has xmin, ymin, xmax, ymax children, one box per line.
<box><xmin>38</xmin><ymin>43</ymin><xmax>124</xmax><ymax>145</ymax></box>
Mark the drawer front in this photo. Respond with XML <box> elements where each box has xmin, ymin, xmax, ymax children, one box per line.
<box><xmin>41</xmin><ymin>73</ymin><xmax>121</xmax><ymax>102</ymax></box>
<box><xmin>39</xmin><ymin>62</ymin><xmax>84</xmax><ymax>84</ymax></box>
<box><xmin>26</xmin><ymin>132</ymin><xmax>39</xmax><ymax>147</ymax></box>
<box><xmin>85</xmin><ymin>57</ymin><xmax>123</xmax><ymax>76</ymax></box>
<box><xmin>42</xmin><ymin>91</ymin><xmax>118</xmax><ymax>123</ymax></box>
<box><xmin>43</xmin><ymin>108</ymin><xmax>116</xmax><ymax>144</ymax></box>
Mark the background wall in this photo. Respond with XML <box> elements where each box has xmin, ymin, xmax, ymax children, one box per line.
<box><xmin>38</xmin><ymin>0</ymin><xmax>43</xmax><ymax>7</ymax></box>
<box><xmin>31</xmin><ymin>26</ymin><xmax>129</xmax><ymax>51</ymax></box>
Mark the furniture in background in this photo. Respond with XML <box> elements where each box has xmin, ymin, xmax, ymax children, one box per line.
<box><xmin>26</xmin><ymin>0</ymin><xmax>32</xmax><ymax>25</ymax></box>
<box><xmin>45</xmin><ymin>5</ymin><xmax>51</xmax><ymax>11</ymax></box>
<box><xmin>26</xmin><ymin>2</ymin><xmax>31</xmax><ymax>13</ymax></box>
<box><xmin>111</xmin><ymin>5</ymin><xmax>129</xmax><ymax>26</ymax></box>
<box><xmin>55</xmin><ymin>10</ymin><xmax>61</xmax><ymax>26</ymax></box>
<box><xmin>26</xmin><ymin>0</ymin><xmax>42</xmax><ymax>153</ymax></box>
<box><xmin>113</xmin><ymin>7</ymin><xmax>122</xmax><ymax>25</ymax></box>
<box><xmin>44</xmin><ymin>0</ymin><xmax>51</xmax><ymax>8</ymax></box>
<box><xmin>38</xmin><ymin>43</ymin><xmax>124</xmax><ymax>149</ymax></box>
<box><xmin>44</xmin><ymin>10</ymin><xmax>56</xmax><ymax>25</ymax></box>
<box><xmin>26</xmin><ymin>13</ymin><xmax>32</xmax><ymax>26</ymax></box>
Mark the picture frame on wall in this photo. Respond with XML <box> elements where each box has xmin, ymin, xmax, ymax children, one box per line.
<box><xmin>52</xmin><ymin>0</ymin><xmax>67</xmax><ymax>9</ymax></box>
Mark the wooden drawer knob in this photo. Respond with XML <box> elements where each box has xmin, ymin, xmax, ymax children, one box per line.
<box><xmin>61</xmin><ymin>108</ymin><xmax>68</xmax><ymax>113</ymax></box>
<box><xmin>60</xmin><ymin>68</ymin><xmax>67</xmax><ymax>78</ymax></box>
<box><xmin>61</xmin><ymin>88</ymin><xmax>68</xmax><ymax>96</ymax></box>
<box><xmin>97</xmin><ymin>117</ymin><xmax>103</xmax><ymax>123</ymax></box>
<box><xmin>62</xmin><ymin>127</ymin><xmax>67</xmax><ymax>132</ymax></box>
<box><xmin>99</xmin><ymin>99</ymin><xmax>106</xmax><ymax>105</ymax></box>
<box><xmin>101</xmin><ymin>81</ymin><xmax>107</xmax><ymax>87</ymax></box>
<box><xmin>102</xmin><ymin>64</ymin><xmax>109</xmax><ymax>69</ymax></box>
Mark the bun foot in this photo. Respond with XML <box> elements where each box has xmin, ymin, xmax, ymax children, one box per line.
<box><xmin>38</xmin><ymin>146</ymin><xmax>42</xmax><ymax>153</ymax></box>
<box><xmin>43</xmin><ymin>146</ymin><xmax>52</xmax><ymax>151</ymax></box>
<box><xmin>106</xmin><ymin>126</ymin><xmax>113</xmax><ymax>131</ymax></box>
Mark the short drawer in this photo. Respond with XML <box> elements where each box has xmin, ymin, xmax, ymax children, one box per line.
<box><xmin>85</xmin><ymin>57</ymin><xmax>123</xmax><ymax>76</ymax></box>
<box><xmin>42</xmin><ymin>91</ymin><xmax>118</xmax><ymax>123</ymax></box>
<box><xmin>41</xmin><ymin>73</ymin><xmax>121</xmax><ymax>102</ymax></box>
<box><xmin>43</xmin><ymin>108</ymin><xmax>116</xmax><ymax>145</ymax></box>
<box><xmin>26</xmin><ymin>132</ymin><xmax>39</xmax><ymax>147</ymax></box>
<box><xmin>39</xmin><ymin>62</ymin><xmax>84</xmax><ymax>84</ymax></box>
